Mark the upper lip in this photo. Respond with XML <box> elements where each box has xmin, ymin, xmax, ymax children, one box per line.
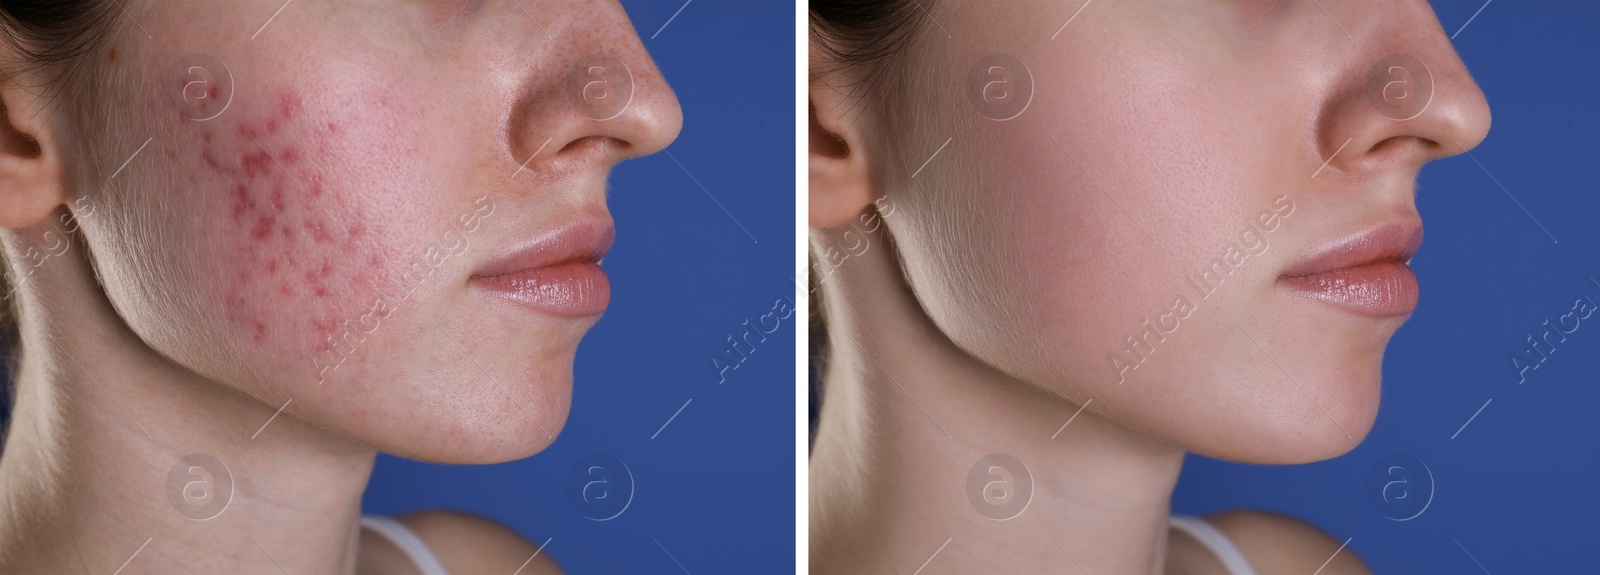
<box><xmin>472</xmin><ymin>217</ymin><xmax>615</xmax><ymax>279</ymax></box>
<box><xmin>1280</xmin><ymin>217</ymin><xmax>1424</xmax><ymax>279</ymax></box>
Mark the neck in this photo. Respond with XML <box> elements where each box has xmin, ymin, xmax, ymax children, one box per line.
<box><xmin>809</xmin><ymin>226</ymin><xmax>1188</xmax><ymax>575</ymax></box>
<box><xmin>0</xmin><ymin>223</ymin><xmax>377</xmax><ymax>574</ymax></box>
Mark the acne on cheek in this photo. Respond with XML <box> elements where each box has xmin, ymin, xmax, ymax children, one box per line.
<box><xmin>181</xmin><ymin>91</ymin><xmax>390</xmax><ymax>353</ymax></box>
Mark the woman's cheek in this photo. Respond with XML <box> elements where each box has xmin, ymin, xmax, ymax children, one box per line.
<box><xmin>170</xmin><ymin>90</ymin><xmax>403</xmax><ymax>361</ymax></box>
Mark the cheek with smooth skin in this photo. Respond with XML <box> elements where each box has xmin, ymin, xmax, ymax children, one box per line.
<box><xmin>882</xmin><ymin>2</ymin><xmax>1379</xmax><ymax>463</ymax></box>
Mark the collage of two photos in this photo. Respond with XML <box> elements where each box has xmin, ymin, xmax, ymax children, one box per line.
<box><xmin>0</xmin><ymin>1</ymin><xmax>1596</xmax><ymax>573</ymax></box>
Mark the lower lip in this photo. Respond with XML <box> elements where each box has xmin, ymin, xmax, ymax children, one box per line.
<box><xmin>471</xmin><ymin>262</ymin><xmax>610</xmax><ymax>316</ymax></box>
<box><xmin>1280</xmin><ymin>260</ymin><xmax>1418</xmax><ymax>317</ymax></box>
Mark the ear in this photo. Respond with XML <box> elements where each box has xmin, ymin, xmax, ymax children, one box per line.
<box><xmin>0</xmin><ymin>69</ymin><xmax>67</xmax><ymax>228</ymax></box>
<box><xmin>809</xmin><ymin>67</ymin><xmax>877</xmax><ymax>228</ymax></box>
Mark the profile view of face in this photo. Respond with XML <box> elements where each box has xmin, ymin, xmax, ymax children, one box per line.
<box><xmin>857</xmin><ymin>0</ymin><xmax>1489</xmax><ymax>462</ymax></box>
<box><xmin>72</xmin><ymin>0</ymin><xmax>681</xmax><ymax>462</ymax></box>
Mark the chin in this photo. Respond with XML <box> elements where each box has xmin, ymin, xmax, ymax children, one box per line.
<box><xmin>332</xmin><ymin>362</ymin><xmax>577</xmax><ymax>465</ymax></box>
<box><xmin>1193</xmin><ymin>360</ymin><xmax>1383</xmax><ymax>465</ymax></box>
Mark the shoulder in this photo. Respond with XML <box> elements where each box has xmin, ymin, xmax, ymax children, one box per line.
<box><xmin>395</xmin><ymin>510</ymin><xmax>562</xmax><ymax>575</ymax></box>
<box><xmin>1203</xmin><ymin>510</ymin><xmax>1370</xmax><ymax>575</ymax></box>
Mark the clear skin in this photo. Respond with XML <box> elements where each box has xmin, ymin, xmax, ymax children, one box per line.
<box><xmin>810</xmin><ymin>0</ymin><xmax>1489</xmax><ymax>573</ymax></box>
<box><xmin>0</xmin><ymin>0</ymin><xmax>681</xmax><ymax>573</ymax></box>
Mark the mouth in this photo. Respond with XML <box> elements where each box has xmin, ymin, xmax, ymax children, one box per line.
<box><xmin>470</xmin><ymin>217</ymin><xmax>615</xmax><ymax>317</ymax></box>
<box><xmin>1279</xmin><ymin>217</ymin><xmax>1424</xmax><ymax>317</ymax></box>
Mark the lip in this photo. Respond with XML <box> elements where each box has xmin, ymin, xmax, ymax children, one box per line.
<box><xmin>471</xmin><ymin>218</ymin><xmax>615</xmax><ymax>316</ymax></box>
<box><xmin>1279</xmin><ymin>217</ymin><xmax>1424</xmax><ymax>317</ymax></box>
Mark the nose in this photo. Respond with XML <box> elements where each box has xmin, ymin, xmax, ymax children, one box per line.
<box><xmin>506</xmin><ymin>1</ymin><xmax>684</xmax><ymax>177</ymax></box>
<box><xmin>1314</xmin><ymin>0</ymin><xmax>1491</xmax><ymax>177</ymax></box>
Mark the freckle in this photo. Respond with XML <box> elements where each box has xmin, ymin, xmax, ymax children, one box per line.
<box><xmin>267</xmin><ymin>260</ymin><xmax>279</xmax><ymax>274</ymax></box>
<box><xmin>108</xmin><ymin>48</ymin><xmax>118</xmax><ymax>62</ymax></box>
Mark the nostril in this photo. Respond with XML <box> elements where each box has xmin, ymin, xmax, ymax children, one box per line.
<box><xmin>557</xmin><ymin>135</ymin><xmax>610</xmax><ymax>157</ymax></box>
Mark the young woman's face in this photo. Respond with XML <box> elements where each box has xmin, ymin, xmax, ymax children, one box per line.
<box><xmin>74</xmin><ymin>0</ymin><xmax>680</xmax><ymax>462</ymax></box>
<box><xmin>873</xmin><ymin>0</ymin><xmax>1488</xmax><ymax>462</ymax></box>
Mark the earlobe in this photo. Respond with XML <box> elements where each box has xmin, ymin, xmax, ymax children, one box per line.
<box><xmin>0</xmin><ymin>76</ymin><xmax>66</xmax><ymax>229</ymax></box>
<box><xmin>809</xmin><ymin>81</ymin><xmax>877</xmax><ymax>229</ymax></box>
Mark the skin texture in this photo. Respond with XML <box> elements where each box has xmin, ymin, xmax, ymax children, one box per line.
<box><xmin>810</xmin><ymin>0</ymin><xmax>1488</xmax><ymax>573</ymax></box>
<box><xmin>0</xmin><ymin>0</ymin><xmax>680</xmax><ymax>573</ymax></box>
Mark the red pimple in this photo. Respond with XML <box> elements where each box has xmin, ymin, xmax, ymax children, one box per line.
<box><xmin>251</xmin><ymin>214</ymin><xmax>275</xmax><ymax>239</ymax></box>
<box><xmin>277</xmin><ymin>93</ymin><xmax>301</xmax><ymax>118</ymax></box>
<box><xmin>267</xmin><ymin>260</ymin><xmax>279</xmax><ymax>274</ymax></box>
<box><xmin>241</xmin><ymin>151</ymin><xmax>272</xmax><ymax>179</ymax></box>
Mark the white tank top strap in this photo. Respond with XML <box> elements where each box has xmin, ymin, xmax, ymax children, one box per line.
<box><xmin>361</xmin><ymin>515</ymin><xmax>452</xmax><ymax>575</ymax></box>
<box><xmin>1170</xmin><ymin>515</ymin><xmax>1258</xmax><ymax>575</ymax></box>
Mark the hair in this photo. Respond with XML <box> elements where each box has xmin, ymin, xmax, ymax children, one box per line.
<box><xmin>0</xmin><ymin>0</ymin><xmax>118</xmax><ymax>440</ymax></box>
<box><xmin>808</xmin><ymin>0</ymin><xmax>926</xmax><ymax>444</ymax></box>
<box><xmin>809</xmin><ymin>0</ymin><xmax>927</xmax><ymax>103</ymax></box>
<box><xmin>0</xmin><ymin>1</ymin><xmax>118</xmax><ymax>97</ymax></box>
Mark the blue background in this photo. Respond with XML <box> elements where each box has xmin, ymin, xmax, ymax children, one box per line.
<box><xmin>1172</xmin><ymin>2</ymin><xmax>1600</xmax><ymax>573</ymax></box>
<box><xmin>362</xmin><ymin>2</ymin><xmax>796</xmax><ymax>573</ymax></box>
